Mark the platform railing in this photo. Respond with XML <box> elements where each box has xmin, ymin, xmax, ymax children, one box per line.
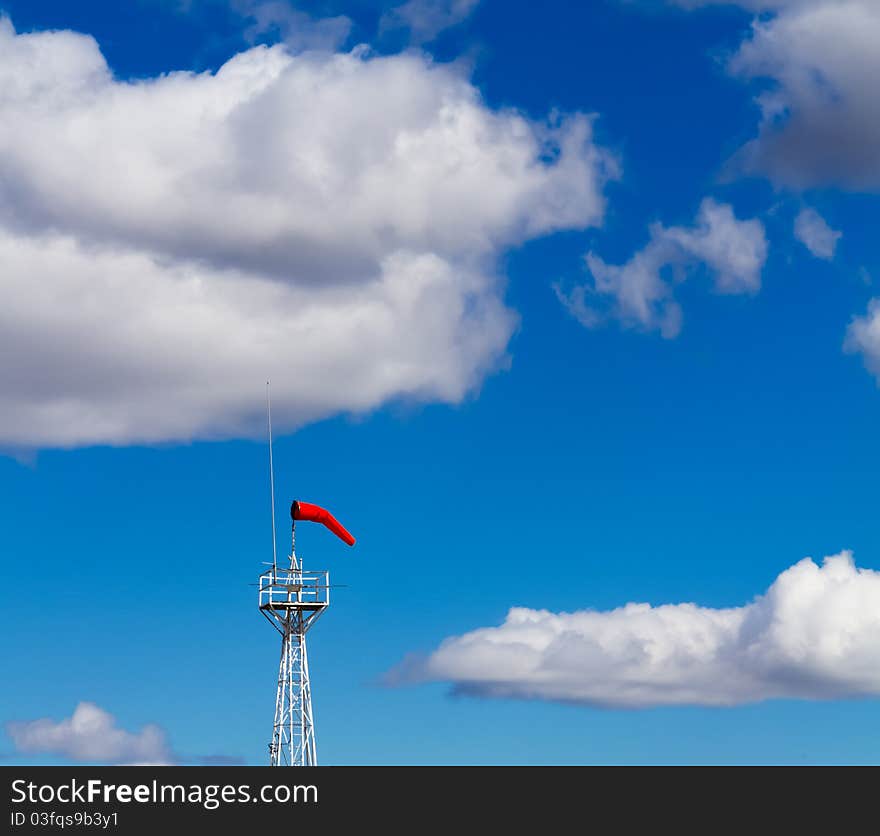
<box><xmin>258</xmin><ymin>566</ymin><xmax>330</xmax><ymax>610</ymax></box>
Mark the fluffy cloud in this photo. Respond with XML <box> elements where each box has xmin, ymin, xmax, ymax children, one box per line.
<box><xmin>670</xmin><ymin>1</ymin><xmax>825</xmax><ymax>9</ymax></box>
<box><xmin>6</xmin><ymin>703</ymin><xmax>173</xmax><ymax>764</ymax></box>
<box><xmin>0</xmin><ymin>234</ymin><xmax>513</xmax><ymax>446</ymax></box>
<box><xmin>391</xmin><ymin>551</ymin><xmax>880</xmax><ymax>708</ymax></box>
<box><xmin>555</xmin><ymin>199</ymin><xmax>767</xmax><ymax>337</ymax></box>
<box><xmin>380</xmin><ymin>0</ymin><xmax>480</xmax><ymax>43</ymax></box>
<box><xmin>0</xmin><ymin>18</ymin><xmax>615</xmax><ymax>448</ymax></box>
<box><xmin>844</xmin><ymin>301</ymin><xmax>880</xmax><ymax>382</ymax></box>
<box><xmin>233</xmin><ymin>0</ymin><xmax>353</xmax><ymax>51</ymax></box>
<box><xmin>673</xmin><ymin>0</ymin><xmax>880</xmax><ymax>190</ymax></box>
<box><xmin>794</xmin><ymin>208</ymin><xmax>841</xmax><ymax>260</ymax></box>
<box><xmin>730</xmin><ymin>1</ymin><xmax>880</xmax><ymax>189</ymax></box>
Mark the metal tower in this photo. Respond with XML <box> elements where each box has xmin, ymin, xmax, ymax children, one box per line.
<box><xmin>259</xmin><ymin>524</ymin><xmax>324</xmax><ymax>766</ymax></box>
<box><xmin>259</xmin><ymin>501</ymin><xmax>355</xmax><ymax>766</ymax></box>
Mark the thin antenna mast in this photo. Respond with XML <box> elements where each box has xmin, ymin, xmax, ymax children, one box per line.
<box><xmin>267</xmin><ymin>380</ymin><xmax>278</xmax><ymax>577</ymax></box>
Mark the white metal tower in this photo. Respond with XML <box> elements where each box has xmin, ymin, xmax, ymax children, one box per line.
<box><xmin>259</xmin><ymin>523</ymin><xmax>328</xmax><ymax>766</ymax></box>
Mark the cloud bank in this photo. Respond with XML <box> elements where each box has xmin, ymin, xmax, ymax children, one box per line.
<box><xmin>6</xmin><ymin>703</ymin><xmax>173</xmax><ymax>764</ymax></box>
<box><xmin>0</xmin><ymin>17</ymin><xmax>615</xmax><ymax>448</ymax></box>
<box><xmin>391</xmin><ymin>551</ymin><xmax>880</xmax><ymax>708</ymax></box>
<box><xmin>555</xmin><ymin>199</ymin><xmax>766</xmax><ymax>337</ymax></box>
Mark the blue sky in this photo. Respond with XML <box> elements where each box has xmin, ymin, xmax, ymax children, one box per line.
<box><xmin>3</xmin><ymin>0</ymin><xmax>880</xmax><ymax>764</ymax></box>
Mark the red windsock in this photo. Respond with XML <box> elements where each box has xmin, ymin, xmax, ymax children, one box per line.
<box><xmin>290</xmin><ymin>500</ymin><xmax>356</xmax><ymax>546</ymax></box>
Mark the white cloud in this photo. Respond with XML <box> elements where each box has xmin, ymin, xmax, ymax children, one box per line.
<box><xmin>670</xmin><ymin>0</ymin><xmax>824</xmax><ymax>9</ymax></box>
<box><xmin>794</xmin><ymin>208</ymin><xmax>841</xmax><ymax>260</ymax></box>
<box><xmin>6</xmin><ymin>702</ymin><xmax>173</xmax><ymax>764</ymax></box>
<box><xmin>670</xmin><ymin>0</ymin><xmax>880</xmax><ymax>190</ymax></box>
<box><xmin>232</xmin><ymin>1</ymin><xmax>353</xmax><ymax>52</ymax></box>
<box><xmin>380</xmin><ymin>0</ymin><xmax>479</xmax><ymax>43</ymax></box>
<box><xmin>844</xmin><ymin>300</ymin><xmax>880</xmax><ymax>382</ymax></box>
<box><xmin>555</xmin><ymin>199</ymin><xmax>767</xmax><ymax>337</ymax></box>
<box><xmin>391</xmin><ymin>551</ymin><xmax>880</xmax><ymax>708</ymax></box>
<box><xmin>0</xmin><ymin>233</ymin><xmax>513</xmax><ymax>447</ymax></box>
<box><xmin>0</xmin><ymin>17</ymin><xmax>616</xmax><ymax>449</ymax></box>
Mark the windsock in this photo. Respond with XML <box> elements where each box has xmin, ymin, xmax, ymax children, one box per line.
<box><xmin>290</xmin><ymin>500</ymin><xmax>356</xmax><ymax>547</ymax></box>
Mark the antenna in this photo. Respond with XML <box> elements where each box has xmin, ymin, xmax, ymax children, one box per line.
<box><xmin>267</xmin><ymin>380</ymin><xmax>278</xmax><ymax>577</ymax></box>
